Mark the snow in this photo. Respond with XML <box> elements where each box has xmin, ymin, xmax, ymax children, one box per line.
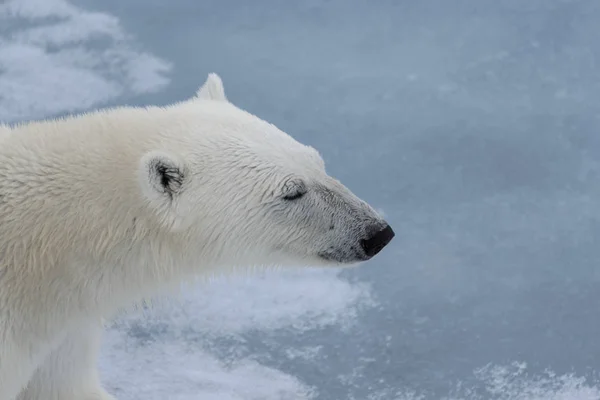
<box><xmin>0</xmin><ymin>0</ymin><xmax>170</xmax><ymax>122</ymax></box>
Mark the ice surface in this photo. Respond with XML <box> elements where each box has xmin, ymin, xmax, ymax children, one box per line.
<box><xmin>0</xmin><ymin>0</ymin><xmax>170</xmax><ymax>122</ymax></box>
<box><xmin>100</xmin><ymin>269</ymin><xmax>374</xmax><ymax>399</ymax></box>
<box><xmin>361</xmin><ymin>363</ymin><xmax>600</xmax><ymax>400</ymax></box>
<box><xmin>4</xmin><ymin>0</ymin><xmax>600</xmax><ymax>398</ymax></box>
<box><xmin>101</xmin><ymin>327</ymin><xmax>317</xmax><ymax>400</ymax></box>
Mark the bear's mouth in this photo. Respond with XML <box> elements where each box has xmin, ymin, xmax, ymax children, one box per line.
<box><xmin>317</xmin><ymin>249</ymin><xmax>369</xmax><ymax>264</ymax></box>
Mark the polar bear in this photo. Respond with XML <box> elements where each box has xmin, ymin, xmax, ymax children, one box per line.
<box><xmin>0</xmin><ymin>73</ymin><xmax>394</xmax><ymax>400</ymax></box>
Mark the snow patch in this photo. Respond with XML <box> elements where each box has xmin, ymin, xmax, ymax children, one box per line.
<box><xmin>0</xmin><ymin>0</ymin><xmax>171</xmax><ymax>122</ymax></box>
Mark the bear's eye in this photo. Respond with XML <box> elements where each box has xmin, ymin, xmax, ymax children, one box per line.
<box><xmin>283</xmin><ymin>190</ymin><xmax>306</xmax><ymax>201</ymax></box>
<box><xmin>282</xmin><ymin>181</ymin><xmax>307</xmax><ymax>201</ymax></box>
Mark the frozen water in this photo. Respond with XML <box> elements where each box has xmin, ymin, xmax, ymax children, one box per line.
<box><xmin>0</xmin><ymin>0</ymin><xmax>170</xmax><ymax>122</ymax></box>
<box><xmin>3</xmin><ymin>0</ymin><xmax>600</xmax><ymax>398</ymax></box>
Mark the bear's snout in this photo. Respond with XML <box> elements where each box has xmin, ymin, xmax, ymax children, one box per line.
<box><xmin>360</xmin><ymin>224</ymin><xmax>395</xmax><ymax>258</ymax></box>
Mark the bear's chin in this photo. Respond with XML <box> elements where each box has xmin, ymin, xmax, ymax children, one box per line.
<box><xmin>266</xmin><ymin>252</ymin><xmax>362</xmax><ymax>269</ymax></box>
<box><xmin>314</xmin><ymin>252</ymin><xmax>369</xmax><ymax>267</ymax></box>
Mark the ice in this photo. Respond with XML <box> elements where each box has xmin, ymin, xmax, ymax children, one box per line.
<box><xmin>99</xmin><ymin>268</ymin><xmax>374</xmax><ymax>399</ymax></box>
<box><xmin>101</xmin><ymin>328</ymin><xmax>316</xmax><ymax>400</ymax></box>
<box><xmin>0</xmin><ymin>0</ymin><xmax>170</xmax><ymax>122</ymax></box>
<box><xmin>457</xmin><ymin>363</ymin><xmax>600</xmax><ymax>400</ymax></box>
<box><xmin>4</xmin><ymin>0</ymin><xmax>600</xmax><ymax>398</ymax></box>
<box><xmin>136</xmin><ymin>269</ymin><xmax>375</xmax><ymax>336</ymax></box>
<box><xmin>344</xmin><ymin>363</ymin><xmax>600</xmax><ymax>400</ymax></box>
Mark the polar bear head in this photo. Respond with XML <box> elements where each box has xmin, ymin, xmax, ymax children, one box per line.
<box><xmin>138</xmin><ymin>73</ymin><xmax>394</xmax><ymax>269</ymax></box>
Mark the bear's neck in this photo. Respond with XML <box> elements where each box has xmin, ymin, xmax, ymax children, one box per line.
<box><xmin>0</xmin><ymin>109</ymin><xmax>205</xmax><ymax>319</ymax></box>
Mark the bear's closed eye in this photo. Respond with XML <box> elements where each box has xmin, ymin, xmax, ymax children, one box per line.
<box><xmin>283</xmin><ymin>191</ymin><xmax>305</xmax><ymax>201</ymax></box>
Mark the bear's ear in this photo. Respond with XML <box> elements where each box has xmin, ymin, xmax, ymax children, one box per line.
<box><xmin>140</xmin><ymin>151</ymin><xmax>187</xmax><ymax>199</ymax></box>
<box><xmin>196</xmin><ymin>72</ymin><xmax>227</xmax><ymax>102</ymax></box>
<box><xmin>138</xmin><ymin>151</ymin><xmax>191</xmax><ymax>230</ymax></box>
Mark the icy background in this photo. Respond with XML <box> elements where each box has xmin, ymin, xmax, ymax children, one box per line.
<box><xmin>2</xmin><ymin>0</ymin><xmax>600</xmax><ymax>398</ymax></box>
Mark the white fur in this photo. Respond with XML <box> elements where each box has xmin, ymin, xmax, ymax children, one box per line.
<box><xmin>0</xmin><ymin>73</ymin><xmax>389</xmax><ymax>399</ymax></box>
<box><xmin>196</xmin><ymin>72</ymin><xmax>227</xmax><ymax>101</ymax></box>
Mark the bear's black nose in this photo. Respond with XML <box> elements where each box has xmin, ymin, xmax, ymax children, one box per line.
<box><xmin>360</xmin><ymin>224</ymin><xmax>395</xmax><ymax>258</ymax></box>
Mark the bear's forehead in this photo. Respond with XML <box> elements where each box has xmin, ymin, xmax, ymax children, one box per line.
<box><xmin>243</xmin><ymin>142</ymin><xmax>324</xmax><ymax>173</ymax></box>
<box><xmin>190</xmin><ymin>101</ymin><xmax>326</xmax><ymax>173</ymax></box>
<box><xmin>208</xmin><ymin>137</ymin><xmax>324</xmax><ymax>181</ymax></box>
